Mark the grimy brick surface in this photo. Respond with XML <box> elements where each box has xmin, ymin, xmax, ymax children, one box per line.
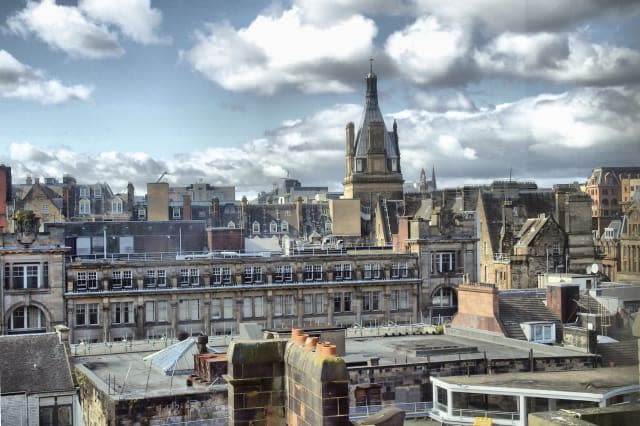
<box><xmin>225</xmin><ymin>340</ymin><xmax>288</xmax><ymax>426</ymax></box>
<box><xmin>286</xmin><ymin>342</ymin><xmax>350</xmax><ymax>426</ymax></box>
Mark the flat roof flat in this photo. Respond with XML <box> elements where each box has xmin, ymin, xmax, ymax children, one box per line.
<box><xmin>432</xmin><ymin>366</ymin><xmax>638</xmax><ymax>395</ymax></box>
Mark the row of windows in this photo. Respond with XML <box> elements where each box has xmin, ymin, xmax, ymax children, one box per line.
<box><xmin>78</xmin><ymin>198</ymin><xmax>124</xmax><ymax>215</ymax></box>
<box><xmin>74</xmin><ymin>262</ymin><xmax>410</xmax><ymax>291</ymax></box>
<box><xmin>73</xmin><ymin>291</ymin><xmax>414</xmax><ymax>327</ymax></box>
<box><xmin>3</xmin><ymin>263</ymin><xmax>49</xmax><ymax>290</ymax></box>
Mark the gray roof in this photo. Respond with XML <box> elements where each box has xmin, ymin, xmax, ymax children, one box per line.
<box><xmin>0</xmin><ymin>333</ymin><xmax>75</xmax><ymax>394</ymax></box>
<box><xmin>353</xmin><ymin>71</ymin><xmax>399</xmax><ymax>160</ymax></box>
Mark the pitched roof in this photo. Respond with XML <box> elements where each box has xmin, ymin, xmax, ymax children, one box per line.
<box><xmin>0</xmin><ymin>333</ymin><xmax>75</xmax><ymax>394</ymax></box>
<box><xmin>498</xmin><ymin>291</ymin><xmax>561</xmax><ymax>340</ymax></box>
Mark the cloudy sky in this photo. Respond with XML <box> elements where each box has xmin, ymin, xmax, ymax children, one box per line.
<box><xmin>2</xmin><ymin>0</ymin><xmax>640</xmax><ymax>196</ymax></box>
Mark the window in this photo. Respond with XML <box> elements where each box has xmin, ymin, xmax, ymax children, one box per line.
<box><xmin>112</xmin><ymin>271</ymin><xmax>123</xmax><ymax>290</ymax></box>
<box><xmin>391</xmin><ymin>261</ymin><xmax>409</xmax><ymax>278</ymax></box>
<box><xmin>39</xmin><ymin>396</ymin><xmax>72</xmax><ymax>426</ymax></box>
<box><xmin>79</xmin><ymin>199</ymin><xmax>90</xmax><ymax>215</ymax></box>
<box><xmin>363</xmin><ymin>291</ymin><xmax>381</xmax><ymax>311</ymax></box>
<box><xmin>284</xmin><ymin>294</ymin><xmax>295</xmax><ymax>316</ymax></box>
<box><xmin>111</xmin><ymin>302</ymin><xmax>134</xmax><ymax>324</ymax></box>
<box><xmin>274</xmin><ymin>295</ymin><xmax>283</xmax><ymax>317</ymax></box>
<box><xmin>223</xmin><ymin>298</ymin><xmax>233</xmax><ymax>319</ymax></box>
<box><xmin>304</xmin><ymin>294</ymin><xmax>314</xmax><ymax>314</ymax></box>
<box><xmin>5</xmin><ymin>263</ymin><xmax>49</xmax><ymax>289</ymax></box>
<box><xmin>190</xmin><ymin>268</ymin><xmax>200</xmax><ymax>286</ymax></box>
<box><xmin>156</xmin><ymin>301</ymin><xmax>168</xmax><ymax>322</ymax></box>
<box><xmin>172</xmin><ymin>207</ymin><xmax>181</xmax><ymax>219</ymax></box>
<box><xmin>530</xmin><ymin>323</ymin><xmax>555</xmax><ymax>343</ymax></box>
<box><xmin>145</xmin><ymin>301</ymin><xmax>156</xmax><ymax>322</ymax></box>
<box><xmin>111</xmin><ymin>198</ymin><xmax>123</xmax><ymax>214</ymax></box>
<box><xmin>123</xmin><ymin>270</ymin><xmax>133</xmax><ymax>288</ymax></box>
<box><xmin>76</xmin><ymin>303</ymin><xmax>99</xmax><ymax>326</ymax></box>
<box><xmin>212</xmin><ymin>267</ymin><xmax>222</xmax><ymax>285</ymax></box>
<box><xmin>243</xmin><ymin>297</ymin><xmax>253</xmax><ymax>318</ymax></box>
<box><xmin>333</xmin><ymin>293</ymin><xmax>342</xmax><ymax>313</ymax></box>
<box><xmin>391</xmin><ymin>290</ymin><xmax>409</xmax><ymax>311</ymax></box>
<box><xmin>334</xmin><ymin>263</ymin><xmax>352</xmax><ymax>280</ymax></box>
<box><xmin>325</xmin><ymin>222</ymin><xmax>332</xmax><ymax>233</ymax></box>
<box><xmin>222</xmin><ymin>267</ymin><xmax>232</xmax><ymax>285</ymax></box>
<box><xmin>281</xmin><ymin>220</ymin><xmax>289</xmax><ymax>232</ymax></box>
<box><xmin>180</xmin><ymin>269</ymin><xmax>189</xmax><ymax>287</ymax></box>
<box><xmin>343</xmin><ymin>292</ymin><xmax>352</xmax><ymax>312</ymax></box>
<box><xmin>275</xmin><ymin>265</ymin><xmax>293</xmax><ymax>282</ymax></box>
<box><xmin>252</xmin><ymin>221</ymin><xmax>260</xmax><ymax>233</ymax></box>
<box><xmin>145</xmin><ymin>269</ymin><xmax>166</xmax><ymax>288</ymax></box>
<box><xmin>244</xmin><ymin>266</ymin><xmax>263</xmax><ymax>284</ymax></box>
<box><xmin>254</xmin><ymin>296</ymin><xmax>264</xmax><ymax>317</ymax></box>
<box><xmin>137</xmin><ymin>207</ymin><xmax>146</xmax><ymax>218</ymax></box>
<box><xmin>227</xmin><ymin>221</ymin><xmax>236</xmax><ymax>228</ymax></box>
<box><xmin>42</xmin><ymin>204</ymin><xmax>49</xmax><ymax>215</ymax></box>
<box><xmin>304</xmin><ymin>265</ymin><xmax>323</xmax><ymax>281</ymax></box>
<box><xmin>179</xmin><ymin>299</ymin><xmax>200</xmax><ymax>321</ymax></box>
<box><xmin>433</xmin><ymin>287</ymin><xmax>453</xmax><ymax>307</ymax></box>
<box><xmin>364</xmin><ymin>263</ymin><xmax>382</xmax><ymax>280</ymax></box>
<box><xmin>431</xmin><ymin>252</ymin><xmax>455</xmax><ymax>273</ymax></box>
<box><xmin>356</xmin><ymin>158</ymin><xmax>364</xmax><ymax>172</ymax></box>
<box><xmin>315</xmin><ymin>294</ymin><xmax>325</xmax><ymax>313</ymax></box>
<box><xmin>10</xmin><ymin>306</ymin><xmax>44</xmax><ymax>331</ymax></box>
<box><xmin>79</xmin><ymin>186</ymin><xmax>89</xmax><ymax>197</ymax></box>
<box><xmin>211</xmin><ymin>299</ymin><xmax>221</xmax><ymax>319</ymax></box>
<box><xmin>270</xmin><ymin>221</ymin><xmax>278</xmax><ymax>233</ymax></box>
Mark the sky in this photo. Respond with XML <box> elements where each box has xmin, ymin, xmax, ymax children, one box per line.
<box><xmin>1</xmin><ymin>0</ymin><xmax>640</xmax><ymax>197</ymax></box>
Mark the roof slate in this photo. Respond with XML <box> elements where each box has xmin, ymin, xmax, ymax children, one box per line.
<box><xmin>0</xmin><ymin>333</ymin><xmax>75</xmax><ymax>394</ymax></box>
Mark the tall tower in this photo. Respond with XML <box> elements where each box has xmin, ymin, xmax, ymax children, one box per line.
<box><xmin>343</xmin><ymin>63</ymin><xmax>404</xmax><ymax>207</ymax></box>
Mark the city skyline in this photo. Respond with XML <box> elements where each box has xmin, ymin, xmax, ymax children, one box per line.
<box><xmin>1</xmin><ymin>0</ymin><xmax>640</xmax><ymax>196</ymax></box>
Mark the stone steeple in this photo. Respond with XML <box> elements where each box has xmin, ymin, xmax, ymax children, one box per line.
<box><xmin>343</xmin><ymin>63</ymin><xmax>404</xmax><ymax>207</ymax></box>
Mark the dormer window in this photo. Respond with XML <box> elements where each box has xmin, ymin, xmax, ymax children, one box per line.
<box><xmin>356</xmin><ymin>159</ymin><xmax>364</xmax><ymax>172</ymax></box>
<box><xmin>94</xmin><ymin>187</ymin><xmax>102</xmax><ymax>198</ymax></box>
<box><xmin>252</xmin><ymin>221</ymin><xmax>260</xmax><ymax>233</ymax></box>
<box><xmin>111</xmin><ymin>198</ymin><xmax>123</xmax><ymax>214</ymax></box>
<box><xmin>270</xmin><ymin>221</ymin><xmax>278</xmax><ymax>233</ymax></box>
<box><xmin>79</xmin><ymin>186</ymin><xmax>89</xmax><ymax>197</ymax></box>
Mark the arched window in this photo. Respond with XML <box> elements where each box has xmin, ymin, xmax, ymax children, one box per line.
<box><xmin>252</xmin><ymin>221</ymin><xmax>260</xmax><ymax>233</ymax></box>
<box><xmin>281</xmin><ymin>220</ymin><xmax>289</xmax><ymax>232</ymax></box>
<box><xmin>111</xmin><ymin>197</ymin><xmax>123</xmax><ymax>214</ymax></box>
<box><xmin>270</xmin><ymin>221</ymin><xmax>278</xmax><ymax>233</ymax></box>
<box><xmin>227</xmin><ymin>221</ymin><xmax>236</xmax><ymax>229</ymax></box>
<box><xmin>10</xmin><ymin>305</ymin><xmax>46</xmax><ymax>333</ymax></box>
<box><xmin>79</xmin><ymin>198</ymin><xmax>90</xmax><ymax>215</ymax></box>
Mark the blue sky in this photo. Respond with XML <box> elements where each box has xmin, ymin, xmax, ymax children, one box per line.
<box><xmin>1</xmin><ymin>0</ymin><xmax>640</xmax><ymax>196</ymax></box>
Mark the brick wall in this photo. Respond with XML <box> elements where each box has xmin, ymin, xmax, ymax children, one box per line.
<box><xmin>451</xmin><ymin>283</ymin><xmax>504</xmax><ymax>333</ymax></box>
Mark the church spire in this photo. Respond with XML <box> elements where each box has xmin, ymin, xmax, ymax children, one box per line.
<box><xmin>366</xmin><ymin>58</ymin><xmax>378</xmax><ymax>108</ymax></box>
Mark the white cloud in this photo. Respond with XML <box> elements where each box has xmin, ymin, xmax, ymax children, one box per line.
<box><xmin>476</xmin><ymin>32</ymin><xmax>640</xmax><ymax>85</ymax></box>
<box><xmin>182</xmin><ymin>7</ymin><xmax>377</xmax><ymax>94</ymax></box>
<box><xmin>384</xmin><ymin>16</ymin><xmax>473</xmax><ymax>85</ymax></box>
<box><xmin>0</xmin><ymin>50</ymin><xmax>92</xmax><ymax>104</ymax></box>
<box><xmin>294</xmin><ymin>0</ymin><xmax>640</xmax><ymax>34</ymax></box>
<box><xmin>4</xmin><ymin>87</ymin><xmax>639</xmax><ymax>194</ymax></box>
<box><xmin>7</xmin><ymin>0</ymin><xmax>124</xmax><ymax>59</ymax></box>
<box><xmin>78</xmin><ymin>0</ymin><xmax>169</xmax><ymax>44</ymax></box>
<box><xmin>411</xmin><ymin>91</ymin><xmax>477</xmax><ymax>112</ymax></box>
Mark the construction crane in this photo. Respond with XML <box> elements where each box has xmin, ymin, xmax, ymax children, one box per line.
<box><xmin>156</xmin><ymin>171</ymin><xmax>168</xmax><ymax>183</ymax></box>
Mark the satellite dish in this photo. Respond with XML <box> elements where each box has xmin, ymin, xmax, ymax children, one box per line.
<box><xmin>585</xmin><ymin>266</ymin><xmax>591</xmax><ymax>275</ymax></box>
<box><xmin>590</xmin><ymin>264</ymin><xmax>599</xmax><ymax>274</ymax></box>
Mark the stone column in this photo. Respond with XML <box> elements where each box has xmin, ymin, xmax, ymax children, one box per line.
<box><xmin>102</xmin><ymin>303</ymin><xmax>111</xmax><ymax>342</ymax></box>
<box><xmin>383</xmin><ymin>290</ymin><xmax>391</xmax><ymax>324</ymax></box>
<box><xmin>170</xmin><ymin>301</ymin><xmax>178</xmax><ymax>337</ymax></box>
<box><xmin>296</xmin><ymin>290</ymin><xmax>304</xmax><ymax>326</ymax></box>
<box><xmin>326</xmin><ymin>289</ymin><xmax>334</xmax><ymax>325</ymax></box>
<box><xmin>203</xmin><ymin>299</ymin><xmax>211</xmax><ymax>335</ymax></box>
<box><xmin>66</xmin><ymin>300</ymin><xmax>75</xmax><ymax>343</ymax></box>
<box><xmin>135</xmin><ymin>303</ymin><xmax>144</xmax><ymax>340</ymax></box>
<box><xmin>355</xmin><ymin>290</ymin><xmax>362</xmax><ymax>326</ymax></box>
<box><xmin>265</xmin><ymin>293</ymin><xmax>273</xmax><ymax>328</ymax></box>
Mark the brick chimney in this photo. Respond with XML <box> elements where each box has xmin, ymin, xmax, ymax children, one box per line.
<box><xmin>546</xmin><ymin>283</ymin><xmax>580</xmax><ymax>323</ymax></box>
<box><xmin>182</xmin><ymin>194</ymin><xmax>192</xmax><ymax>220</ymax></box>
<box><xmin>452</xmin><ymin>283</ymin><xmax>505</xmax><ymax>334</ymax></box>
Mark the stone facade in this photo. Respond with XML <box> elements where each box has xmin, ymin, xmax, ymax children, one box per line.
<box><xmin>64</xmin><ymin>252</ymin><xmax>420</xmax><ymax>343</ymax></box>
<box><xmin>1</xmin><ymin>225</ymin><xmax>68</xmax><ymax>335</ymax></box>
